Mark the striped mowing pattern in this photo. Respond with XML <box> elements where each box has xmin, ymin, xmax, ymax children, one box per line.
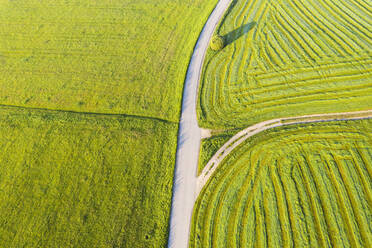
<box><xmin>190</xmin><ymin>119</ymin><xmax>372</xmax><ymax>248</ymax></box>
<box><xmin>198</xmin><ymin>0</ymin><xmax>372</xmax><ymax>129</ymax></box>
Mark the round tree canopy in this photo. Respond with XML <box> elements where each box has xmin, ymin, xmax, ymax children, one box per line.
<box><xmin>210</xmin><ymin>35</ymin><xmax>225</xmax><ymax>51</ymax></box>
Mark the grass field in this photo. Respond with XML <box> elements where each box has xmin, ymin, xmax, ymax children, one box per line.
<box><xmin>190</xmin><ymin>119</ymin><xmax>372</xmax><ymax>248</ymax></box>
<box><xmin>0</xmin><ymin>0</ymin><xmax>222</xmax><ymax>246</ymax></box>
<box><xmin>0</xmin><ymin>0</ymin><xmax>217</xmax><ymax>122</ymax></box>
<box><xmin>0</xmin><ymin>106</ymin><xmax>178</xmax><ymax>247</ymax></box>
<box><xmin>198</xmin><ymin>0</ymin><xmax>372</xmax><ymax>129</ymax></box>
<box><xmin>198</xmin><ymin>132</ymin><xmax>235</xmax><ymax>175</ymax></box>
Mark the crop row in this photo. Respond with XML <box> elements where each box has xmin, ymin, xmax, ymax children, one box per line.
<box><xmin>198</xmin><ymin>0</ymin><xmax>372</xmax><ymax>129</ymax></box>
<box><xmin>190</xmin><ymin>119</ymin><xmax>372</xmax><ymax>248</ymax></box>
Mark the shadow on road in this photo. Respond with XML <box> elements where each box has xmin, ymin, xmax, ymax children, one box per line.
<box><xmin>222</xmin><ymin>21</ymin><xmax>256</xmax><ymax>46</ymax></box>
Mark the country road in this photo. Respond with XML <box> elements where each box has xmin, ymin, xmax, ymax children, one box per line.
<box><xmin>166</xmin><ymin>0</ymin><xmax>371</xmax><ymax>246</ymax></box>
<box><xmin>167</xmin><ymin>1</ymin><xmax>232</xmax><ymax>248</ymax></box>
<box><xmin>196</xmin><ymin>109</ymin><xmax>372</xmax><ymax>196</ymax></box>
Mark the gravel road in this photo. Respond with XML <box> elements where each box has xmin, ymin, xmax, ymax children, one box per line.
<box><xmin>167</xmin><ymin>1</ymin><xmax>232</xmax><ymax>248</ymax></box>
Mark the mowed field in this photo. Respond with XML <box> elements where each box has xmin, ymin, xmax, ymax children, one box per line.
<box><xmin>190</xmin><ymin>119</ymin><xmax>372</xmax><ymax>248</ymax></box>
<box><xmin>0</xmin><ymin>0</ymin><xmax>220</xmax><ymax>246</ymax></box>
<box><xmin>0</xmin><ymin>0</ymin><xmax>217</xmax><ymax>122</ymax></box>
<box><xmin>0</xmin><ymin>106</ymin><xmax>178</xmax><ymax>247</ymax></box>
<box><xmin>198</xmin><ymin>0</ymin><xmax>372</xmax><ymax>129</ymax></box>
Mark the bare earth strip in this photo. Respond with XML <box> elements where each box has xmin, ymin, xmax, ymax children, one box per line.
<box><xmin>167</xmin><ymin>1</ymin><xmax>232</xmax><ymax>248</ymax></box>
<box><xmin>196</xmin><ymin>109</ymin><xmax>372</xmax><ymax>196</ymax></box>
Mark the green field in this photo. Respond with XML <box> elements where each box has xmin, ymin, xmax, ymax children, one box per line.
<box><xmin>2</xmin><ymin>0</ymin><xmax>372</xmax><ymax>247</ymax></box>
<box><xmin>0</xmin><ymin>106</ymin><xmax>178</xmax><ymax>247</ymax></box>
<box><xmin>0</xmin><ymin>0</ymin><xmax>217</xmax><ymax>122</ymax></box>
<box><xmin>190</xmin><ymin>119</ymin><xmax>372</xmax><ymax>247</ymax></box>
<box><xmin>0</xmin><ymin>0</ymin><xmax>221</xmax><ymax>246</ymax></box>
<box><xmin>198</xmin><ymin>0</ymin><xmax>372</xmax><ymax>129</ymax></box>
<box><xmin>198</xmin><ymin>131</ymin><xmax>235</xmax><ymax>175</ymax></box>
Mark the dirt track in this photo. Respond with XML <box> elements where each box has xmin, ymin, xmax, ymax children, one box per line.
<box><xmin>196</xmin><ymin>109</ymin><xmax>372</xmax><ymax>196</ymax></box>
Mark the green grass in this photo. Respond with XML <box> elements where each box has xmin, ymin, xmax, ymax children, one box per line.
<box><xmin>198</xmin><ymin>132</ymin><xmax>235</xmax><ymax>175</ymax></box>
<box><xmin>198</xmin><ymin>0</ymin><xmax>372</xmax><ymax>129</ymax></box>
<box><xmin>190</xmin><ymin>118</ymin><xmax>372</xmax><ymax>247</ymax></box>
<box><xmin>0</xmin><ymin>106</ymin><xmax>178</xmax><ymax>247</ymax></box>
<box><xmin>0</xmin><ymin>0</ymin><xmax>221</xmax><ymax>246</ymax></box>
<box><xmin>0</xmin><ymin>0</ymin><xmax>218</xmax><ymax>122</ymax></box>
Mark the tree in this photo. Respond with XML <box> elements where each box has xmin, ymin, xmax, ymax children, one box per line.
<box><xmin>210</xmin><ymin>35</ymin><xmax>225</xmax><ymax>51</ymax></box>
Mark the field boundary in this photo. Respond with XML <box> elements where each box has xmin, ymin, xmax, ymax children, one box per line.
<box><xmin>196</xmin><ymin>109</ymin><xmax>372</xmax><ymax>196</ymax></box>
<box><xmin>0</xmin><ymin>103</ymin><xmax>176</xmax><ymax>124</ymax></box>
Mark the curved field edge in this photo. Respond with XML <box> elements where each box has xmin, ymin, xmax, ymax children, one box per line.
<box><xmin>0</xmin><ymin>0</ymin><xmax>218</xmax><ymax>122</ymax></box>
<box><xmin>0</xmin><ymin>106</ymin><xmax>178</xmax><ymax>247</ymax></box>
<box><xmin>197</xmin><ymin>110</ymin><xmax>372</xmax><ymax>193</ymax></box>
<box><xmin>197</xmin><ymin>0</ymin><xmax>372</xmax><ymax>129</ymax></box>
<box><xmin>190</xmin><ymin>118</ymin><xmax>372</xmax><ymax>248</ymax></box>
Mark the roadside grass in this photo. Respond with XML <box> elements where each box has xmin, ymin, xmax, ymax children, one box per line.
<box><xmin>198</xmin><ymin>131</ymin><xmax>236</xmax><ymax>175</ymax></box>
<box><xmin>198</xmin><ymin>0</ymin><xmax>372</xmax><ymax>129</ymax></box>
<box><xmin>190</xmin><ymin>118</ymin><xmax>372</xmax><ymax>248</ymax></box>
<box><xmin>0</xmin><ymin>0</ymin><xmax>217</xmax><ymax>122</ymax></box>
<box><xmin>0</xmin><ymin>106</ymin><xmax>178</xmax><ymax>247</ymax></box>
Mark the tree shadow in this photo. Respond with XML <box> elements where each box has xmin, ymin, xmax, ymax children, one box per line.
<box><xmin>222</xmin><ymin>21</ymin><xmax>256</xmax><ymax>47</ymax></box>
<box><xmin>217</xmin><ymin>0</ymin><xmax>238</xmax><ymax>33</ymax></box>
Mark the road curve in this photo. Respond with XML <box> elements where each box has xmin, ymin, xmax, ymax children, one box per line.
<box><xmin>196</xmin><ymin>109</ymin><xmax>372</xmax><ymax>196</ymax></box>
<box><xmin>167</xmin><ymin>1</ymin><xmax>232</xmax><ymax>248</ymax></box>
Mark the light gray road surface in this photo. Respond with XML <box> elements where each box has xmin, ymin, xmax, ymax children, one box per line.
<box><xmin>167</xmin><ymin>1</ymin><xmax>232</xmax><ymax>248</ymax></box>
